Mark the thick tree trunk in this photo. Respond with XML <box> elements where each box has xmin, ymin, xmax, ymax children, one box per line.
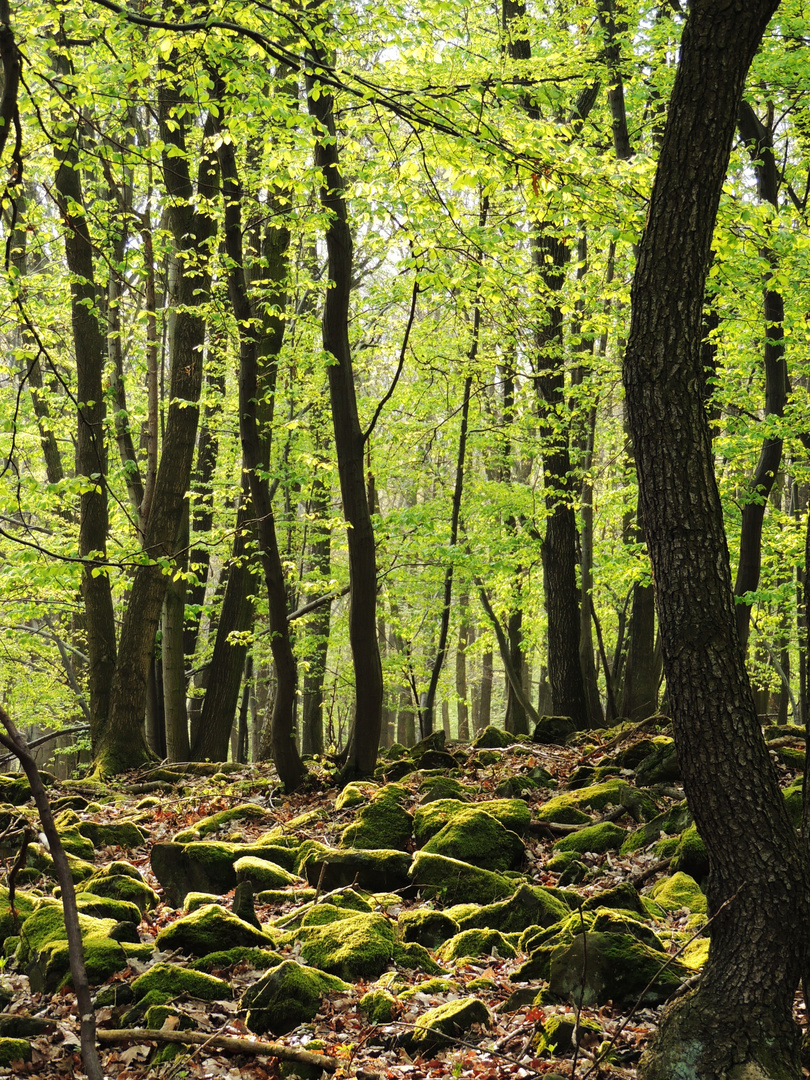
<box><xmin>623</xmin><ymin>2</ymin><xmax>809</xmax><ymax>1077</ymax></box>
<box><xmin>620</xmin><ymin>582</ymin><xmax>659</xmax><ymax>722</ymax></box>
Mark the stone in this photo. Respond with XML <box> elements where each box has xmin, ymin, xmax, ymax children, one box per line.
<box><xmin>672</xmin><ymin>825</ymin><xmax>709</xmax><ymax>883</ymax></box>
<box><xmin>243</xmin><ymin>960</ymin><xmax>350</xmax><ymax>1035</ymax></box>
<box><xmin>132</xmin><ymin>962</ymin><xmax>232</xmax><ymax>1004</ymax></box>
<box><xmin>634</xmin><ymin>738</ymin><xmax>680</xmax><ymax>785</ymax></box>
<box><xmin>408</xmin><ymin>851</ymin><xmax>514</xmax><ymax>905</ymax></box>
<box><xmin>402</xmin><ymin>997</ymin><xmax>491</xmax><ymax>1052</ymax></box>
<box><xmin>620</xmin><ymin>800</ymin><xmax>693</xmax><ymax>854</ymax></box>
<box><xmin>549</xmin><ymin>931</ymin><xmax>689</xmax><ymax>1006</ymax></box>
<box><xmin>392</xmin><ymin>941</ymin><xmax>446</xmax><ymax>974</ymax></box>
<box><xmin>532</xmin><ymin>716</ymin><xmax>577</xmax><ymax>745</ymax></box>
<box><xmin>420</xmin><ymin>807</ymin><xmax>524</xmax><ymax>872</ymax></box>
<box><xmin>173</xmin><ymin>803</ymin><xmax>274</xmax><ymax>844</ymax></box>
<box><xmin>77</xmin><ymin>820</ymin><xmax>149</xmax><ymax>849</ymax></box>
<box><xmin>472</xmin><ymin>725</ymin><xmax>513</xmax><ymax>749</ymax></box>
<box><xmin>397</xmin><ymin>909</ymin><xmax>460</xmax><ymax>948</ymax></box>
<box><xmin>234</xmin><ymin>857</ymin><xmax>300</xmax><ymax>890</ymax></box>
<box><xmin>535</xmin><ymin>1013</ymin><xmax>602</xmax><ymax>1056</ymax></box>
<box><xmin>339</xmin><ymin>795</ymin><xmax>413</xmax><ymax>851</ymax></box>
<box><xmin>418</xmin><ymin>776</ymin><xmax>472</xmax><ymax>804</ymax></box>
<box><xmin>437</xmin><ymin>928</ymin><xmax>516</xmax><ymax>962</ymax></box>
<box><xmin>75</xmin><ymin>862</ymin><xmax>160</xmax><ymax>913</ymax></box>
<box><xmin>335</xmin><ymin>782</ymin><xmax>378</xmax><ymax>810</ymax></box>
<box><xmin>0</xmin><ymin>1037</ymin><xmax>30</xmax><ymax>1064</ymax></box>
<box><xmin>552</xmin><ymin>822</ymin><xmax>627</xmax><ymax>854</ymax></box>
<box><xmin>582</xmin><ymin>882</ymin><xmax>647</xmax><ymax>916</ymax></box>
<box><xmin>293</xmin><ymin>912</ymin><xmax>396</xmax><ymax>979</ymax></box>
<box><xmin>541</xmin><ymin>778</ymin><xmax>657</xmax><ymax>823</ymax></box>
<box><xmin>650</xmin><ymin>872</ymin><xmax>707</xmax><ymax>914</ymax></box>
<box><xmin>17</xmin><ymin>902</ymin><xmax>133</xmax><ymax>993</ymax></box>
<box><xmin>453</xmin><ymin>884</ymin><xmax>569</xmax><ymax>934</ymax></box>
<box><xmin>359</xmin><ymin>988</ymin><xmax>396</xmax><ymax>1023</ymax></box>
<box><xmin>0</xmin><ymin>886</ymin><xmax>36</xmax><ymax>946</ymax></box>
<box><xmin>53</xmin><ymin>810</ymin><xmax>96</xmax><ymax>860</ymax></box>
<box><xmin>296</xmin><ymin>843</ymin><xmax>412</xmax><ymax>892</ymax></box>
<box><xmin>155</xmin><ymin>903</ymin><xmax>274</xmax><ymax>957</ymax></box>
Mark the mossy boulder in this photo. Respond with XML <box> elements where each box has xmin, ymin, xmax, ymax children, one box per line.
<box><xmin>672</xmin><ymin>825</ymin><xmax>709</xmax><ymax>883</ymax></box>
<box><xmin>191</xmin><ymin>947</ymin><xmax>284</xmax><ymax>973</ymax></box>
<box><xmin>0</xmin><ymin>1038</ymin><xmax>31</xmax><ymax>1065</ymax></box>
<box><xmin>473</xmin><ymin>725</ymin><xmax>513</xmax><ymax>749</ymax></box>
<box><xmin>393</xmin><ymin>941</ymin><xmax>446</xmax><ymax>975</ymax></box>
<box><xmin>419</xmin><ymin>776</ymin><xmax>472</xmax><ymax>804</ymax></box>
<box><xmin>234</xmin><ymin>857</ymin><xmax>299</xmax><ymax>890</ymax></box>
<box><xmin>26</xmin><ymin>842</ymin><xmax>95</xmax><ymax>883</ymax></box>
<box><xmin>549</xmin><ymin>931</ymin><xmax>688</xmax><ymax>1006</ymax></box>
<box><xmin>408</xmin><ymin>851</ymin><xmax>514</xmax><ymax>905</ymax></box>
<box><xmin>581</xmin><ymin>882</ymin><xmax>647</xmax><ymax>917</ymax></box>
<box><xmin>340</xmin><ymin>796</ymin><xmax>413</xmax><ymax>851</ymax></box>
<box><xmin>0</xmin><ymin>775</ymin><xmax>32</xmax><ymax>805</ymax></box>
<box><xmin>397</xmin><ymin>909</ymin><xmax>460</xmax><ymax>948</ymax></box>
<box><xmin>437</xmin><ymin>928</ymin><xmax>516</xmax><ymax>962</ymax></box>
<box><xmin>542</xmin><ymin>779</ymin><xmax>657</xmax><ymax>823</ymax></box>
<box><xmin>535</xmin><ymin>1013</ymin><xmax>602</xmax><ymax>1056</ymax></box>
<box><xmin>532</xmin><ymin>716</ymin><xmax>577</xmax><ymax>745</ymax></box>
<box><xmin>17</xmin><ymin>903</ymin><xmax>131</xmax><ymax>993</ymax></box>
<box><xmin>360</xmin><ymin>987</ymin><xmax>396</xmax><ymax>1023</ymax></box>
<box><xmin>0</xmin><ymin>886</ymin><xmax>36</xmax><ymax>945</ymax></box>
<box><xmin>77</xmin><ymin>820</ymin><xmax>149</xmax><ymax>849</ymax></box>
<box><xmin>589</xmin><ymin>908</ymin><xmax>665</xmax><ymax>951</ymax></box>
<box><xmin>74</xmin><ymin>894</ymin><xmax>142</xmax><ymax>925</ymax></box>
<box><xmin>634</xmin><ymin>738</ymin><xmax>680</xmax><ymax>785</ymax></box>
<box><xmin>132</xmin><ymin>962</ymin><xmax>233</xmax><ymax>1004</ymax></box>
<box><xmin>183</xmin><ymin>891</ymin><xmax>221</xmax><ymax>913</ymax></box>
<box><xmin>454</xmin><ymin>884</ymin><xmax>569</xmax><ymax>934</ymax></box>
<box><xmin>53</xmin><ymin>810</ymin><xmax>97</xmax><ymax>860</ymax></box>
<box><xmin>414</xmin><ymin>797</ymin><xmax>530</xmax><ymax>847</ymax></box>
<box><xmin>552</xmin><ymin>822</ymin><xmax>627</xmax><ymax>854</ymax></box>
<box><xmin>784</xmin><ymin>780</ymin><xmax>803</xmax><ymax>828</ymax></box>
<box><xmin>650</xmin><ymin>872</ymin><xmax>707</xmax><ymax>914</ymax></box>
<box><xmin>75</xmin><ymin>862</ymin><xmax>159</xmax><ymax>913</ymax></box>
<box><xmin>173</xmin><ymin>803</ymin><xmax>274</xmax><ymax>844</ymax></box>
<box><xmin>335</xmin><ymin>782</ymin><xmax>378</xmax><ymax>810</ymax></box>
<box><xmin>155</xmin><ymin>903</ymin><xmax>274</xmax><ymax>957</ymax></box>
<box><xmin>243</xmin><ymin>960</ymin><xmax>350</xmax><ymax>1036</ymax></box>
<box><xmin>296</xmin><ymin>843</ymin><xmax>412</xmax><ymax>893</ymax></box>
<box><xmin>293</xmin><ymin>912</ymin><xmax>396</xmax><ymax>979</ymax></box>
<box><xmin>420</xmin><ymin>807</ymin><xmax>524</xmax><ymax>872</ymax></box>
<box><xmin>399</xmin><ymin>976</ymin><xmax>460</xmax><ymax>1000</ymax></box>
<box><xmin>537</xmin><ymin>803</ymin><xmax>592</xmax><ymax>826</ymax></box>
<box><xmin>620</xmin><ymin>800</ymin><xmax>693</xmax><ymax>855</ymax></box>
<box><xmin>403</xmin><ymin>997</ymin><xmax>490</xmax><ymax>1053</ymax></box>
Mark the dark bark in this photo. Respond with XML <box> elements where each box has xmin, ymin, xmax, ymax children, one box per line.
<box><xmin>301</xmin><ymin>463</ymin><xmax>332</xmax><ymax>757</ymax></box>
<box><xmin>623</xmin><ymin>2</ymin><xmax>809</xmax><ymax>1076</ymax></box>
<box><xmin>306</xmin><ymin>48</ymin><xmax>382</xmax><ymax>779</ymax></box>
<box><xmin>214</xmin><ymin>125</ymin><xmax>304</xmax><ymax>791</ymax></box>
<box><xmin>503</xmin><ymin>608</ymin><xmax>528</xmax><ymax>735</ymax></box>
<box><xmin>733</xmin><ymin>100</ymin><xmax>786</xmax><ymax>652</ymax></box>
<box><xmin>162</xmin><ymin>504</ymin><xmax>189</xmax><ymax>761</ymax></box>
<box><xmin>455</xmin><ymin>605</ymin><xmax>471</xmax><ymax>741</ymax></box>
<box><xmin>620</xmin><ymin>581</ymin><xmax>660</xmax><ymax>721</ymax></box>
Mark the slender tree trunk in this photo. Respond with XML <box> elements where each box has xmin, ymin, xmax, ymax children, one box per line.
<box><xmin>456</xmin><ymin>602</ymin><xmax>471</xmax><ymax>741</ymax></box>
<box><xmin>478</xmin><ymin>649</ymin><xmax>493</xmax><ymax>732</ymax></box>
<box><xmin>162</xmin><ymin>504</ymin><xmax>189</xmax><ymax>761</ymax></box>
<box><xmin>624</xmin><ymin>3</ymin><xmax>809</xmax><ymax>1076</ymax></box>
<box><xmin>306</xmin><ymin>47</ymin><xmax>382</xmax><ymax>779</ymax></box>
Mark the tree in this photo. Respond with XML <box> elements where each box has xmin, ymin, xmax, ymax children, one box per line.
<box><xmin>622</xmin><ymin>1</ymin><xmax>810</xmax><ymax>1076</ymax></box>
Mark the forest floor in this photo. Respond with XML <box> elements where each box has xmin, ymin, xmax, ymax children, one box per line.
<box><xmin>1</xmin><ymin>722</ymin><xmax>806</xmax><ymax>1080</ymax></box>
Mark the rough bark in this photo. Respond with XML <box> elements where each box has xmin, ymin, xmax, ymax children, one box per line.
<box><xmin>624</xmin><ymin>2</ymin><xmax>809</xmax><ymax>1077</ymax></box>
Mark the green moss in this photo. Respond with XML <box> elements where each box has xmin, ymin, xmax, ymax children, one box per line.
<box><xmin>535</xmin><ymin>1013</ymin><xmax>602</xmax><ymax>1056</ymax></box>
<box><xmin>340</xmin><ymin>797</ymin><xmax>413</xmax><ymax>851</ymax></box>
<box><xmin>549</xmin><ymin>931</ymin><xmax>689</xmax><ymax>1006</ymax></box>
<box><xmin>405</xmin><ymin>997</ymin><xmax>491</xmax><ymax>1052</ymax></box>
<box><xmin>438</xmin><ymin>928</ymin><xmax>516</xmax><ymax>962</ymax></box>
<box><xmin>234</xmin><ymin>856</ymin><xmax>299</xmax><ymax>889</ymax></box>
<box><xmin>191</xmin><ymin>947</ymin><xmax>284</xmax><ymax>973</ymax></box>
<box><xmin>541</xmin><ymin>779</ymin><xmax>657</xmax><ymax>824</ymax></box>
<box><xmin>183</xmin><ymin>892</ymin><xmax>221</xmax><ymax>913</ymax></box>
<box><xmin>454</xmin><ymin>884</ymin><xmax>568</xmax><ymax>934</ymax></box>
<box><xmin>536</xmin><ymin>803</ymin><xmax>592</xmax><ymax>825</ymax></box>
<box><xmin>783</xmin><ymin>780</ymin><xmax>803</xmax><ymax>828</ymax></box>
<box><xmin>74</xmin><ymin>894</ymin><xmax>142</xmax><ymax>925</ymax></box>
<box><xmin>75</xmin><ymin>862</ymin><xmax>159</xmax><ymax>913</ymax></box>
<box><xmin>473</xmin><ymin>725</ymin><xmax>512</xmax><ymax>748</ymax></box>
<box><xmin>397</xmin><ymin>909</ymin><xmax>460</xmax><ymax>948</ymax></box>
<box><xmin>552</xmin><ymin>822</ymin><xmax>627</xmax><ymax>854</ymax></box>
<box><xmin>173</xmin><ymin>803</ymin><xmax>274</xmax><ymax>844</ymax></box>
<box><xmin>650</xmin><ymin>872</ymin><xmax>707</xmax><ymax>914</ymax></box>
<box><xmin>672</xmin><ymin>825</ymin><xmax>709</xmax><ymax>882</ymax></box>
<box><xmin>243</xmin><ymin>960</ymin><xmax>350</xmax><ymax>1036</ymax></box>
<box><xmin>399</xmin><ymin>977</ymin><xmax>459</xmax><ymax>1000</ymax></box>
<box><xmin>413</xmin><ymin>800</ymin><xmax>469</xmax><ymax>845</ymax></box>
<box><xmin>392</xmin><ymin>941</ymin><xmax>445</xmax><ymax>974</ymax></box>
<box><xmin>297</xmin><ymin>844</ymin><xmax>412</xmax><ymax>892</ymax></box>
<box><xmin>335</xmin><ymin>782</ymin><xmax>378</xmax><ymax>810</ymax></box>
<box><xmin>0</xmin><ymin>886</ymin><xmax>36</xmax><ymax>945</ymax></box>
<box><xmin>418</xmin><ymin>776</ymin><xmax>472</xmax><ymax>804</ymax></box>
<box><xmin>408</xmin><ymin>851</ymin><xmax>514</xmax><ymax>905</ymax></box>
<box><xmin>581</xmin><ymin>882</ymin><xmax>646</xmax><ymax>916</ymax></box>
<box><xmin>589</xmin><ymin>908</ymin><xmax>665</xmax><ymax>951</ymax></box>
<box><xmin>0</xmin><ymin>1038</ymin><xmax>31</xmax><ymax>1064</ymax></box>
<box><xmin>155</xmin><ymin>903</ymin><xmax>273</xmax><ymax>957</ymax></box>
<box><xmin>132</xmin><ymin>962</ymin><xmax>233</xmax><ymax>1003</ymax></box>
<box><xmin>294</xmin><ymin>912</ymin><xmax>396</xmax><ymax>979</ymax></box>
<box><xmin>25</xmin><ymin>842</ymin><xmax>95</xmax><ymax>883</ymax></box>
<box><xmin>681</xmin><ymin>937</ymin><xmax>709</xmax><ymax>970</ymax></box>
<box><xmin>257</xmin><ymin>887</ymin><xmax>317</xmax><ymax>906</ymax></box>
<box><xmin>17</xmin><ymin>903</ymin><xmax>132</xmax><ymax>992</ymax></box>
<box><xmin>421</xmin><ymin>807</ymin><xmax>524</xmax><ymax>872</ymax></box>
<box><xmin>359</xmin><ymin>987</ymin><xmax>396</xmax><ymax>1022</ymax></box>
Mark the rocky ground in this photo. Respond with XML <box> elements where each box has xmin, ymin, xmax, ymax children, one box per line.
<box><xmin>0</xmin><ymin>717</ymin><xmax>805</xmax><ymax>1080</ymax></box>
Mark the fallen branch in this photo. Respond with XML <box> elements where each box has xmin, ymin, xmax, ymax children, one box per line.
<box><xmin>95</xmin><ymin>1028</ymin><xmax>379</xmax><ymax>1076</ymax></box>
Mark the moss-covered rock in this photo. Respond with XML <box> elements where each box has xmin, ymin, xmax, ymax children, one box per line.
<box><xmin>399</xmin><ymin>976</ymin><xmax>460</xmax><ymax>1001</ymax></box>
<box><xmin>454</xmin><ymin>884</ymin><xmax>569</xmax><ymax>934</ymax></box>
<box><xmin>473</xmin><ymin>725</ymin><xmax>513</xmax><ymax>749</ymax></box>
<box><xmin>784</xmin><ymin>780</ymin><xmax>803</xmax><ymax>828</ymax></box>
<box><xmin>437</xmin><ymin>928</ymin><xmax>516</xmax><ymax>962</ymax></box>
<box><xmin>392</xmin><ymin>941</ymin><xmax>445</xmax><ymax>975</ymax></box>
<box><xmin>335</xmin><ymin>782</ymin><xmax>378</xmax><ymax>810</ymax></box>
<box><xmin>0</xmin><ymin>775</ymin><xmax>32</xmax><ymax>805</ymax></box>
<box><xmin>620</xmin><ymin>801</ymin><xmax>693</xmax><ymax>855</ymax></box>
<box><xmin>173</xmin><ymin>803</ymin><xmax>274</xmax><ymax>844</ymax></box>
<box><xmin>234</xmin><ymin>857</ymin><xmax>299</xmax><ymax>890</ymax></box>
<box><xmin>191</xmin><ymin>947</ymin><xmax>284</xmax><ymax>973</ymax></box>
<box><xmin>52</xmin><ymin>810</ymin><xmax>96</xmax><ymax>860</ymax></box>
<box><xmin>243</xmin><ymin>960</ymin><xmax>350</xmax><ymax>1035</ymax></box>
<box><xmin>0</xmin><ymin>886</ymin><xmax>36</xmax><ymax>946</ymax></box>
<box><xmin>420</xmin><ymin>807</ymin><xmax>524</xmax><ymax>872</ymax></box>
<box><xmin>650</xmin><ymin>872</ymin><xmax>707</xmax><ymax>914</ymax></box>
<box><xmin>0</xmin><ymin>1037</ymin><xmax>31</xmax><ymax>1064</ymax></box>
<box><xmin>183</xmin><ymin>891</ymin><xmax>221</xmax><ymax>913</ymax></box>
<box><xmin>549</xmin><ymin>931</ymin><xmax>688</xmax><ymax>1006</ymax></box>
<box><xmin>532</xmin><ymin>716</ymin><xmax>577</xmax><ymax>745</ymax></box>
<box><xmin>293</xmin><ymin>912</ymin><xmax>396</xmax><ymax>979</ymax></box>
<box><xmin>408</xmin><ymin>851</ymin><xmax>513</xmax><ymax>905</ymax></box>
<box><xmin>535</xmin><ymin>1013</ymin><xmax>602</xmax><ymax>1056</ymax></box>
<box><xmin>672</xmin><ymin>825</ymin><xmax>709</xmax><ymax>883</ymax></box>
<box><xmin>155</xmin><ymin>903</ymin><xmax>274</xmax><ymax>957</ymax></box>
<box><xmin>77</xmin><ymin>820</ymin><xmax>149</xmax><ymax>849</ymax></box>
<box><xmin>634</xmin><ymin>738</ymin><xmax>680</xmax><ymax>786</ymax></box>
<box><xmin>589</xmin><ymin>908</ymin><xmax>665</xmax><ymax>951</ymax></box>
<box><xmin>414</xmin><ymin>797</ymin><xmax>530</xmax><ymax>848</ymax></box>
<box><xmin>418</xmin><ymin>776</ymin><xmax>472</xmax><ymax>804</ymax></box>
<box><xmin>17</xmin><ymin>903</ymin><xmax>131</xmax><ymax>992</ymax></box>
<box><xmin>340</xmin><ymin>796</ymin><xmax>413</xmax><ymax>851</ymax></box>
<box><xmin>75</xmin><ymin>863</ymin><xmax>160</xmax><ymax>913</ymax></box>
<box><xmin>403</xmin><ymin>997</ymin><xmax>490</xmax><ymax>1052</ymax></box>
<box><xmin>74</xmin><ymin>894</ymin><xmax>142</xmax><ymax>925</ymax></box>
<box><xmin>542</xmin><ymin>779</ymin><xmax>657</xmax><ymax>823</ymax></box>
<box><xmin>359</xmin><ymin>987</ymin><xmax>396</xmax><ymax>1023</ymax></box>
<box><xmin>297</xmin><ymin>844</ymin><xmax>412</xmax><ymax>893</ymax></box>
<box><xmin>552</xmin><ymin>822</ymin><xmax>627</xmax><ymax>854</ymax></box>
<box><xmin>581</xmin><ymin>882</ymin><xmax>647</xmax><ymax>916</ymax></box>
<box><xmin>132</xmin><ymin>962</ymin><xmax>233</xmax><ymax>1004</ymax></box>
<box><xmin>25</xmin><ymin>842</ymin><xmax>95</xmax><ymax>883</ymax></box>
<box><xmin>397</xmin><ymin>909</ymin><xmax>460</xmax><ymax>948</ymax></box>
<box><xmin>537</xmin><ymin>803</ymin><xmax>592</xmax><ymax>826</ymax></box>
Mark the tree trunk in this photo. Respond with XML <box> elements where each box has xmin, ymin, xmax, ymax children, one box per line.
<box><xmin>301</xmin><ymin>453</ymin><xmax>332</xmax><ymax>757</ymax></box>
<box><xmin>306</xmin><ymin>49</ymin><xmax>382</xmax><ymax>779</ymax></box>
<box><xmin>623</xmin><ymin>3</ymin><xmax>809</xmax><ymax>1076</ymax></box>
<box><xmin>620</xmin><ymin>582</ymin><xmax>659</xmax><ymax>722</ymax></box>
<box><xmin>456</xmin><ymin>604</ymin><xmax>470</xmax><ymax>742</ymax></box>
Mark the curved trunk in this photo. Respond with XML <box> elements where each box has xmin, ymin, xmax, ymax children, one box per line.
<box><xmin>623</xmin><ymin>2</ymin><xmax>809</xmax><ymax>1077</ymax></box>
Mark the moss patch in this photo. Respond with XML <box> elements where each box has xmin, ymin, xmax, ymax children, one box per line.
<box><xmin>437</xmin><ymin>928</ymin><xmax>516</xmax><ymax>962</ymax></box>
<box><xmin>293</xmin><ymin>912</ymin><xmax>396</xmax><ymax>980</ymax></box>
<box><xmin>420</xmin><ymin>807</ymin><xmax>524</xmax><ymax>872</ymax></box>
<box><xmin>454</xmin><ymin>884</ymin><xmax>569</xmax><ymax>934</ymax></box>
<box><xmin>404</xmin><ymin>996</ymin><xmax>491</xmax><ymax>1052</ymax></box>
<box><xmin>243</xmin><ymin>960</ymin><xmax>350</xmax><ymax>1036</ymax></box>
<box><xmin>132</xmin><ymin>962</ymin><xmax>233</xmax><ymax>1004</ymax></box>
<box><xmin>156</xmin><ymin>903</ymin><xmax>274</xmax><ymax>957</ymax></box>
<box><xmin>173</xmin><ymin>803</ymin><xmax>274</xmax><ymax>844</ymax></box>
<box><xmin>359</xmin><ymin>987</ymin><xmax>396</xmax><ymax>1022</ymax></box>
<box><xmin>552</xmin><ymin>822</ymin><xmax>627</xmax><ymax>854</ymax></box>
<box><xmin>408</xmin><ymin>851</ymin><xmax>514</xmax><ymax>905</ymax></box>
<box><xmin>650</xmin><ymin>872</ymin><xmax>707</xmax><ymax>914</ymax></box>
<box><xmin>397</xmin><ymin>909</ymin><xmax>460</xmax><ymax>948</ymax></box>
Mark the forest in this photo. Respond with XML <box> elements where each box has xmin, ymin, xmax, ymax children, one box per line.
<box><xmin>0</xmin><ymin>0</ymin><xmax>807</xmax><ymax>1077</ymax></box>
